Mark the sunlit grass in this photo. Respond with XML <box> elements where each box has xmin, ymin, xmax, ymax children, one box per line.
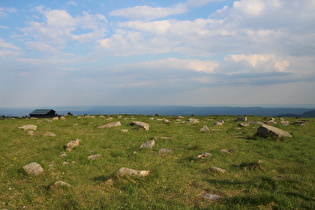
<box><xmin>0</xmin><ymin>115</ymin><xmax>314</xmax><ymax>209</ymax></box>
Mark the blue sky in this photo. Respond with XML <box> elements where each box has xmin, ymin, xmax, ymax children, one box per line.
<box><xmin>1</xmin><ymin>0</ymin><xmax>315</xmax><ymax>108</ymax></box>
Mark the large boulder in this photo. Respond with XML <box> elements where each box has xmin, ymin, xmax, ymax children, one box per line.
<box><xmin>130</xmin><ymin>121</ymin><xmax>149</xmax><ymax>130</ymax></box>
<box><xmin>257</xmin><ymin>124</ymin><xmax>292</xmax><ymax>138</ymax></box>
<box><xmin>97</xmin><ymin>121</ymin><xmax>121</xmax><ymax>128</ymax></box>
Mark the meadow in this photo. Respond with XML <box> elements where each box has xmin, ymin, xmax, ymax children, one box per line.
<box><xmin>0</xmin><ymin>115</ymin><xmax>314</xmax><ymax>209</ymax></box>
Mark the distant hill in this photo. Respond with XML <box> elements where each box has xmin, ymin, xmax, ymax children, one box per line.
<box><xmin>1</xmin><ymin>106</ymin><xmax>315</xmax><ymax>117</ymax></box>
<box><xmin>277</xmin><ymin>110</ymin><xmax>315</xmax><ymax>118</ymax></box>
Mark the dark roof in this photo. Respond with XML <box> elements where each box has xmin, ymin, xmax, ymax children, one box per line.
<box><xmin>30</xmin><ymin>109</ymin><xmax>55</xmax><ymax>115</ymax></box>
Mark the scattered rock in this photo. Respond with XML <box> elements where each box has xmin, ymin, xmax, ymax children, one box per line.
<box><xmin>280</xmin><ymin>121</ymin><xmax>290</xmax><ymax>126</ymax></box>
<box><xmin>64</xmin><ymin>139</ymin><xmax>81</xmax><ymax>151</ymax></box>
<box><xmin>214</xmin><ymin>120</ymin><xmax>224</xmax><ymax>126</ymax></box>
<box><xmin>188</xmin><ymin>118</ymin><xmax>199</xmax><ymax>124</ymax></box>
<box><xmin>52</xmin><ymin>117</ymin><xmax>59</xmax><ymax>120</ymax></box>
<box><xmin>121</xmin><ymin>129</ymin><xmax>128</xmax><ymax>133</ymax></box>
<box><xmin>98</xmin><ymin>121</ymin><xmax>121</xmax><ymax>128</ymax></box>
<box><xmin>239</xmin><ymin>160</ymin><xmax>263</xmax><ymax>170</ymax></box>
<box><xmin>51</xmin><ymin>181</ymin><xmax>71</xmax><ymax>188</ymax></box>
<box><xmin>44</xmin><ymin>119</ymin><xmax>52</xmax><ymax>123</ymax></box>
<box><xmin>238</xmin><ymin>122</ymin><xmax>250</xmax><ymax>127</ymax></box>
<box><xmin>140</xmin><ymin>139</ymin><xmax>155</xmax><ymax>149</ymax></box>
<box><xmin>23</xmin><ymin>162</ymin><xmax>44</xmax><ymax>175</ymax></box>
<box><xmin>27</xmin><ymin>130</ymin><xmax>35</xmax><ymax>136</ymax></box>
<box><xmin>160</xmin><ymin>137</ymin><xmax>172</xmax><ymax>140</ymax></box>
<box><xmin>199</xmin><ymin>125</ymin><xmax>209</xmax><ymax>132</ymax></box>
<box><xmin>158</xmin><ymin>148</ymin><xmax>172</xmax><ymax>154</ymax></box>
<box><xmin>88</xmin><ymin>154</ymin><xmax>102</xmax><ymax>160</ymax></box>
<box><xmin>200</xmin><ymin>193</ymin><xmax>221</xmax><ymax>200</ymax></box>
<box><xmin>210</xmin><ymin>167</ymin><xmax>226</xmax><ymax>173</ymax></box>
<box><xmin>220</xmin><ymin>149</ymin><xmax>233</xmax><ymax>154</ymax></box>
<box><xmin>235</xmin><ymin>116</ymin><xmax>247</xmax><ymax>122</ymax></box>
<box><xmin>257</xmin><ymin>124</ymin><xmax>292</xmax><ymax>138</ymax></box>
<box><xmin>19</xmin><ymin>125</ymin><xmax>37</xmax><ymax>131</ymax></box>
<box><xmin>117</xmin><ymin>167</ymin><xmax>150</xmax><ymax>177</ymax></box>
<box><xmin>163</xmin><ymin>119</ymin><xmax>171</xmax><ymax>124</ymax></box>
<box><xmin>44</xmin><ymin>132</ymin><xmax>56</xmax><ymax>137</ymax></box>
<box><xmin>197</xmin><ymin>153</ymin><xmax>212</xmax><ymax>159</ymax></box>
<box><xmin>60</xmin><ymin>152</ymin><xmax>67</xmax><ymax>157</ymax></box>
<box><xmin>60</xmin><ymin>116</ymin><xmax>66</xmax><ymax>120</ymax></box>
<box><xmin>130</xmin><ymin>121</ymin><xmax>149</xmax><ymax>130</ymax></box>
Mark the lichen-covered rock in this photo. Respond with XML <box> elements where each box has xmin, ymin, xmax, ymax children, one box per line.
<box><xmin>130</xmin><ymin>121</ymin><xmax>149</xmax><ymax>130</ymax></box>
<box><xmin>117</xmin><ymin>167</ymin><xmax>150</xmax><ymax>177</ymax></box>
<box><xmin>98</xmin><ymin>121</ymin><xmax>121</xmax><ymax>128</ymax></box>
<box><xmin>257</xmin><ymin>124</ymin><xmax>292</xmax><ymax>138</ymax></box>
<box><xmin>23</xmin><ymin>162</ymin><xmax>44</xmax><ymax>175</ymax></box>
<box><xmin>235</xmin><ymin>116</ymin><xmax>247</xmax><ymax>122</ymax></box>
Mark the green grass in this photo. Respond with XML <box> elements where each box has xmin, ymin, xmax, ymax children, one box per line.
<box><xmin>0</xmin><ymin>115</ymin><xmax>314</xmax><ymax>209</ymax></box>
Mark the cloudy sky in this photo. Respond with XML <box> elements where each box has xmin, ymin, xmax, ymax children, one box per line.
<box><xmin>1</xmin><ymin>0</ymin><xmax>315</xmax><ymax>108</ymax></box>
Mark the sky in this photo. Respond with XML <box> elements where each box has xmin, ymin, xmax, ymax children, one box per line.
<box><xmin>1</xmin><ymin>0</ymin><xmax>315</xmax><ymax>108</ymax></box>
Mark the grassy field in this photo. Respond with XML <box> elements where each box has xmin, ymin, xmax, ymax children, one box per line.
<box><xmin>0</xmin><ymin>115</ymin><xmax>314</xmax><ymax>209</ymax></box>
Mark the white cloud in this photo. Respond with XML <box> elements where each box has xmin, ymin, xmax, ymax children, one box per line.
<box><xmin>22</xmin><ymin>7</ymin><xmax>107</xmax><ymax>48</ymax></box>
<box><xmin>224</xmin><ymin>54</ymin><xmax>290</xmax><ymax>72</ymax></box>
<box><xmin>0</xmin><ymin>39</ymin><xmax>21</xmax><ymax>57</ymax></box>
<box><xmin>0</xmin><ymin>7</ymin><xmax>17</xmax><ymax>19</ymax></box>
<box><xmin>110</xmin><ymin>0</ymin><xmax>220</xmax><ymax>20</ymax></box>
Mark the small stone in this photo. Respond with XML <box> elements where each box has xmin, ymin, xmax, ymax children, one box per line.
<box><xmin>44</xmin><ymin>132</ymin><xmax>56</xmax><ymax>137</ymax></box>
<box><xmin>60</xmin><ymin>116</ymin><xmax>66</xmax><ymax>120</ymax></box>
<box><xmin>214</xmin><ymin>121</ymin><xmax>224</xmax><ymax>126</ymax></box>
<box><xmin>121</xmin><ymin>129</ymin><xmax>128</xmax><ymax>133</ymax></box>
<box><xmin>117</xmin><ymin>167</ymin><xmax>150</xmax><ymax>177</ymax></box>
<box><xmin>88</xmin><ymin>154</ymin><xmax>102</xmax><ymax>160</ymax></box>
<box><xmin>140</xmin><ymin>139</ymin><xmax>155</xmax><ymax>149</ymax></box>
<box><xmin>200</xmin><ymin>193</ymin><xmax>221</xmax><ymax>200</ymax></box>
<box><xmin>220</xmin><ymin>149</ymin><xmax>233</xmax><ymax>154</ymax></box>
<box><xmin>64</xmin><ymin>139</ymin><xmax>80</xmax><ymax>151</ymax></box>
<box><xmin>210</xmin><ymin>167</ymin><xmax>226</xmax><ymax>173</ymax></box>
<box><xmin>159</xmin><ymin>148</ymin><xmax>172</xmax><ymax>154</ymax></box>
<box><xmin>19</xmin><ymin>125</ymin><xmax>37</xmax><ymax>131</ymax></box>
<box><xmin>235</xmin><ymin>116</ymin><xmax>248</xmax><ymax>122</ymax></box>
<box><xmin>197</xmin><ymin>153</ymin><xmax>212</xmax><ymax>159</ymax></box>
<box><xmin>27</xmin><ymin>130</ymin><xmax>35</xmax><ymax>136</ymax></box>
<box><xmin>98</xmin><ymin>121</ymin><xmax>121</xmax><ymax>128</ymax></box>
<box><xmin>23</xmin><ymin>162</ymin><xmax>44</xmax><ymax>175</ymax></box>
<box><xmin>130</xmin><ymin>121</ymin><xmax>150</xmax><ymax>130</ymax></box>
<box><xmin>188</xmin><ymin>118</ymin><xmax>199</xmax><ymax>124</ymax></box>
<box><xmin>199</xmin><ymin>125</ymin><xmax>209</xmax><ymax>132</ymax></box>
<box><xmin>60</xmin><ymin>152</ymin><xmax>67</xmax><ymax>157</ymax></box>
<box><xmin>52</xmin><ymin>181</ymin><xmax>71</xmax><ymax>188</ymax></box>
